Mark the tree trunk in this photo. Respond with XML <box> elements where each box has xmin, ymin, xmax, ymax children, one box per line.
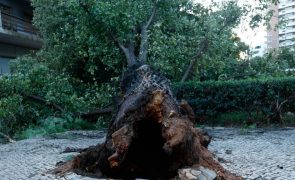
<box><xmin>55</xmin><ymin>64</ymin><xmax>241</xmax><ymax>179</ymax></box>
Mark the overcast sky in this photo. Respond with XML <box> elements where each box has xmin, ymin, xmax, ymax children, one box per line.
<box><xmin>194</xmin><ymin>0</ymin><xmax>267</xmax><ymax>48</ymax></box>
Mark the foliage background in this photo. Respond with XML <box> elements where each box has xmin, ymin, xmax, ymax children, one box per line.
<box><xmin>0</xmin><ymin>0</ymin><xmax>294</xmax><ymax>139</ymax></box>
<box><xmin>174</xmin><ymin>77</ymin><xmax>295</xmax><ymax>126</ymax></box>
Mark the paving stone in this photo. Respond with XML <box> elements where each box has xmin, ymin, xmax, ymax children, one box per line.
<box><xmin>0</xmin><ymin>131</ymin><xmax>104</xmax><ymax>180</ymax></box>
<box><xmin>1</xmin><ymin>128</ymin><xmax>295</xmax><ymax>179</ymax></box>
<box><xmin>208</xmin><ymin>128</ymin><xmax>295</xmax><ymax>180</ymax></box>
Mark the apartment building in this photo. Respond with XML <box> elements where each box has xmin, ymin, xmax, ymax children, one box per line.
<box><xmin>278</xmin><ymin>0</ymin><xmax>295</xmax><ymax>48</ymax></box>
<box><xmin>251</xmin><ymin>44</ymin><xmax>267</xmax><ymax>57</ymax></box>
<box><xmin>266</xmin><ymin>4</ymin><xmax>279</xmax><ymax>51</ymax></box>
<box><xmin>0</xmin><ymin>0</ymin><xmax>42</xmax><ymax>75</ymax></box>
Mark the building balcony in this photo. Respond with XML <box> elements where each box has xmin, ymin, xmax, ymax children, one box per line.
<box><xmin>279</xmin><ymin>2</ymin><xmax>295</xmax><ymax>9</ymax></box>
<box><xmin>0</xmin><ymin>0</ymin><xmax>42</xmax><ymax>75</ymax></box>
<box><xmin>1</xmin><ymin>11</ymin><xmax>38</xmax><ymax>34</ymax></box>
<box><xmin>279</xmin><ymin>41</ymin><xmax>295</xmax><ymax>47</ymax></box>
<box><xmin>279</xmin><ymin>9</ymin><xmax>295</xmax><ymax>16</ymax></box>
<box><xmin>279</xmin><ymin>35</ymin><xmax>295</xmax><ymax>41</ymax></box>
<box><xmin>286</xmin><ymin>21</ymin><xmax>295</xmax><ymax>27</ymax></box>
<box><xmin>0</xmin><ymin>10</ymin><xmax>42</xmax><ymax>50</ymax></box>
<box><xmin>279</xmin><ymin>28</ymin><xmax>295</xmax><ymax>35</ymax></box>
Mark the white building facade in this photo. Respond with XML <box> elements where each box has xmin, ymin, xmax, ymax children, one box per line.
<box><xmin>278</xmin><ymin>0</ymin><xmax>295</xmax><ymax>48</ymax></box>
<box><xmin>250</xmin><ymin>44</ymin><xmax>267</xmax><ymax>57</ymax></box>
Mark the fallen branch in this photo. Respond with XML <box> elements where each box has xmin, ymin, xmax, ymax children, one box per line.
<box><xmin>74</xmin><ymin>106</ymin><xmax>113</xmax><ymax>121</ymax></box>
<box><xmin>62</xmin><ymin>147</ymin><xmax>85</xmax><ymax>153</ymax></box>
<box><xmin>0</xmin><ymin>132</ymin><xmax>16</xmax><ymax>143</ymax></box>
<box><xmin>25</xmin><ymin>94</ymin><xmax>65</xmax><ymax>112</ymax></box>
<box><xmin>20</xmin><ymin>90</ymin><xmax>112</xmax><ymax>121</ymax></box>
<box><xmin>180</xmin><ymin>38</ymin><xmax>208</xmax><ymax>83</ymax></box>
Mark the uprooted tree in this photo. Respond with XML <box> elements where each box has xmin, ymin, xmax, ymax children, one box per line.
<box><xmin>51</xmin><ymin>0</ymin><xmax>246</xmax><ymax>179</ymax></box>
<box><xmin>55</xmin><ymin>63</ymin><xmax>241</xmax><ymax>179</ymax></box>
<box><xmin>0</xmin><ymin>0</ymin><xmax>275</xmax><ymax>136</ymax></box>
<box><xmin>0</xmin><ymin>0</ymin><xmax>280</xmax><ymax>137</ymax></box>
<box><xmin>0</xmin><ymin>0</ymin><xmax>278</xmax><ymax>178</ymax></box>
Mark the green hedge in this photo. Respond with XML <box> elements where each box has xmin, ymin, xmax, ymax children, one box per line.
<box><xmin>173</xmin><ymin>77</ymin><xmax>295</xmax><ymax>124</ymax></box>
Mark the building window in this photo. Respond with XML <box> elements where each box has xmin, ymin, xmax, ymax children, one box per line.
<box><xmin>0</xmin><ymin>4</ymin><xmax>11</xmax><ymax>15</ymax></box>
<box><xmin>0</xmin><ymin>4</ymin><xmax>14</xmax><ymax>30</ymax></box>
<box><xmin>0</xmin><ymin>4</ymin><xmax>37</xmax><ymax>34</ymax></box>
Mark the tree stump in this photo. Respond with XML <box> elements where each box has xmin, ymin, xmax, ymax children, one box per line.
<box><xmin>55</xmin><ymin>64</ymin><xmax>241</xmax><ymax>180</ymax></box>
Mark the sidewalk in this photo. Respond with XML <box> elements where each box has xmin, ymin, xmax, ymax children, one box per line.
<box><xmin>0</xmin><ymin>128</ymin><xmax>294</xmax><ymax>180</ymax></box>
<box><xmin>208</xmin><ymin>127</ymin><xmax>295</xmax><ymax>180</ymax></box>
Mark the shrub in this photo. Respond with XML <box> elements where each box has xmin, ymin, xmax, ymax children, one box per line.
<box><xmin>174</xmin><ymin>77</ymin><xmax>295</xmax><ymax>125</ymax></box>
<box><xmin>0</xmin><ymin>57</ymin><xmax>115</xmax><ymax>136</ymax></box>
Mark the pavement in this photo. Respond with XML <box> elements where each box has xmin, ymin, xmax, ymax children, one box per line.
<box><xmin>0</xmin><ymin>128</ymin><xmax>294</xmax><ymax>180</ymax></box>
<box><xmin>0</xmin><ymin>131</ymin><xmax>105</xmax><ymax>180</ymax></box>
<box><xmin>207</xmin><ymin>127</ymin><xmax>295</xmax><ymax>180</ymax></box>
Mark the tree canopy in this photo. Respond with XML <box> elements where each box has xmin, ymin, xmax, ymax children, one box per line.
<box><xmin>0</xmin><ymin>0</ymin><xmax>289</xmax><ymax>137</ymax></box>
<box><xmin>31</xmin><ymin>0</ymin><xmax>253</xmax><ymax>82</ymax></box>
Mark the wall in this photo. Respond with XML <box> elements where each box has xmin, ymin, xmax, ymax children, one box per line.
<box><xmin>0</xmin><ymin>56</ymin><xmax>11</xmax><ymax>74</ymax></box>
<box><xmin>0</xmin><ymin>43</ymin><xmax>31</xmax><ymax>58</ymax></box>
<box><xmin>266</xmin><ymin>4</ymin><xmax>279</xmax><ymax>51</ymax></box>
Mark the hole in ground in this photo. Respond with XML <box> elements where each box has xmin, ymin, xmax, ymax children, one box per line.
<box><xmin>117</xmin><ymin>118</ymin><xmax>175</xmax><ymax>179</ymax></box>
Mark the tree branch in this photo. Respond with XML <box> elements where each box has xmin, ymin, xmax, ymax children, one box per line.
<box><xmin>21</xmin><ymin>93</ymin><xmax>65</xmax><ymax>112</ymax></box>
<box><xmin>217</xmin><ymin>14</ymin><xmax>240</xmax><ymax>35</ymax></box>
<box><xmin>0</xmin><ymin>132</ymin><xmax>16</xmax><ymax>143</ymax></box>
<box><xmin>75</xmin><ymin>107</ymin><xmax>113</xmax><ymax>118</ymax></box>
<box><xmin>278</xmin><ymin>95</ymin><xmax>295</xmax><ymax>109</ymax></box>
<box><xmin>16</xmin><ymin>86</ymin><xmax>112</xmax><ymax>122</ymax></box>
<box><xmin>126</xmin><ymin>41</ymin><xmax>137</xmax><ymax>66</ymax></box>
<box><xmin>109</xmin><ymin>33</ymin><xmax>136</xmax><ymax>66</ymax></box>
<box><xmin>78</xmin><ymin>0</ymin><xmax>136</xmax><ymax>66</ymax></box>
<box><xmin>138</xmin><ymin>2</ymin><xmax>157</xmax><ymax>63</ymax></box>
<box><xmin>146</xmin><ymin>1</ymin><xmax>157</xmax><ymax>30</ymax></box>
<box><xmin>28</xmin><ymin>95</ymin><xmax>64</xmax><ymax>112</ymax></box>
<box><xmin>180</xmin><ymin>13</ymin><xmax>240</xmax><ymax>83</ymax></box>
<box><xmin>181</xmin><ymin>38</ymin><xmax>208</xmax><ymax>83</ymax></box>
<box><xmin>26</xmin><ymin>93</ymin><xmax>113</xmax><ymax>120</ymax></box>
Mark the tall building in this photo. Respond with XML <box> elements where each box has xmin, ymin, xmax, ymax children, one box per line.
<box><xmin>0</xmin><ymin>0</ymin><xmax>42</xmax><ymax>75</ymax></box>
<box><xmin>251</xmin><ymin>44</ymin><xmax>267</xmax><ymax>57</ymax></box>
<box><xmin>278</xmin><ymin>0</ymin><xmax>295</xmax><ymax>48</ymax></box>
<box><xmin>266</xmin><ymin>4</ymin><xmax>279</xmax><ymax>51</ymax></box>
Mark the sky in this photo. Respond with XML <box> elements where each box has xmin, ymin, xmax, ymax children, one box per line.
<box><xmin>194</xmin><ymin>0</ymin><xmax>267</xmax><ymax>48</ymax></box>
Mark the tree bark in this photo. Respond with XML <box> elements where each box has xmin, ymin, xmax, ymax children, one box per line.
<box><xmin>138</xmin><ymin>2</ymin><xmax>156</xmax><ymax>63</ymax></box>
<box><xmin>55</xmin><ymin>64</ymin><xmax>241</xmax><ymax>179</ymax></box>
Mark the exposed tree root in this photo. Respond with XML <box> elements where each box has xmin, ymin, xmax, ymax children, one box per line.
<box><xmin>54</xmin><ymin>64</ymin><xmax>241</xmax><ymax>179</ymax></box>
